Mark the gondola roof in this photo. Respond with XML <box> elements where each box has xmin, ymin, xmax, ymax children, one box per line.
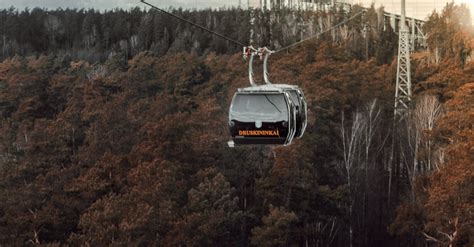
<box><xmin>237</xmin><ymin>84</ymin><xmax>301</xmax><ymax>93</ymax></box>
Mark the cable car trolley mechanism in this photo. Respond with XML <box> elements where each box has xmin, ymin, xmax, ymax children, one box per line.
<box><xmin>228</xmin><ymin>47</ymin><xmax>308</xmax><ymax>148</ymax></box>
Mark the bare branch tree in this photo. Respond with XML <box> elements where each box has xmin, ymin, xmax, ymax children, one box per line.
<box><xmin>404</xmin><ymin>95</ymin><xmax>444</xmax><ymax>201</ymax></box>
<box><xmin>341</xmin><ymin>111</ymin><xmax>365</xmax><ymax>181</ymax></box>
<box><xmin>340</xmin><ymin>110</ymin><xmax>365</xmax><ymax>247</ymax></box>
<box><xmin>413</xmin><ymin>95</ymin><xmax>444</xmax><ymax>171</ymax></box>
<box><xmin>423</xmin><ymin>217</ymin><xmax>460</xmax><ymax>247</ymax></box>
<box><xmin>363</xmin><ymin>99</ymin><xmax>382</xmax><ymax>170</ymax></box>
<box><xmin>44</xmin><ymin>14</ymin><xmax>61</xmax><ymax>50</ymax></box>
<box><xmin>360</xmin><ymin>99</ymin><xmax>382</xmax><ymax>245</ymax></box>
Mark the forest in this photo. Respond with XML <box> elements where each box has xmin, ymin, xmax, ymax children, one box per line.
<box><xmin>0</xmin><ymin>2</ymin><xmax>473</xmax><ymax>246</ymax></box>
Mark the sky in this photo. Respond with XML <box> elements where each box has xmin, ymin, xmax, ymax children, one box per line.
<box><xmin>0</xmin><ymin>0</ymin><xmax>237</xmax><ymax>10</ymax></box>
<box><xmin>0</xmin><ymin>0</ymin><xmax>473</xmax><ymax>21</ymax></box>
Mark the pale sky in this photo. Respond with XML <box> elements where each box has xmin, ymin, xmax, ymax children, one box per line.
<box><xmin>0</xmin><ymin>0</ymin><xmax>473</xmax><ymax>21</ymax></box>
<box><xmin>0</xmin><ymin>0</ymin><xmax>237</xmax><ymax>10</ymax></box>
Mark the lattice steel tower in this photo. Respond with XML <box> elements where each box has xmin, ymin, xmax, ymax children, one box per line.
<box><xmin>394</xmin><ymin>0</ymin><xmax>412</xmax><ymax>118</ymax></box>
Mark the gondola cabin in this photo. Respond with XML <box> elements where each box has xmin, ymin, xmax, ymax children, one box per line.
<box><xmin>228</xmin><ymin>85</ymin><xmax>297</xmax><ymax>147</ymax></box>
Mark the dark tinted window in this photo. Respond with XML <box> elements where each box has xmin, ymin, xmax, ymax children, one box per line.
<box><xmin>289</xmin><ymin>91</ymin><xmax>300</xmax><ymax>106</ymax></box>
<box><xmin>230</xmin><ymin>93</ymin><xmax>288</xmax><ymax>122</ymax></box>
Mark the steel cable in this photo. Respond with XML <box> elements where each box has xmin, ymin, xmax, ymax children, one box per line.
<box><xmin>140</xmin><ymin>0</ymin><xmax>247</xmax><ymax>47</ymax></box>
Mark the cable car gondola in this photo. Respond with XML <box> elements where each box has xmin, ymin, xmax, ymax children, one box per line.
<box><xmin>228</xmin><ymin>47</ymin><xmax>306</xmax><ymax>147</ymax></box>
<box><xmin>229</xmin><ymin>85</ymin><xmax>297</xmax><ymax>146</ymax></box>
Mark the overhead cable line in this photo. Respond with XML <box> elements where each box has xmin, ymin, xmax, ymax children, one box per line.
<box><xmin>140</xmin><ymin>0</ymin><xmax>365</xmax><ymax>55</ymax></box>
<box><xmin>274</xmin><ymin>10</ymin><xmax>366</xmax><ymax>53</ymax></box>
<box><xmin>140</xmin><ymin>0</ymin><xmax>246</xmax><ymax>47</ymax></box>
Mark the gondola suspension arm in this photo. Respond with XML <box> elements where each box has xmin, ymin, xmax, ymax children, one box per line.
<box><xmin>244</xmin><ymin>46</ymin><xmax>258</xmax><ymax>87</ymax></box>
<box><xmin>259</xmin><ymin>47</ymin><xmax>275</xmax><ymax>85</ymax></box>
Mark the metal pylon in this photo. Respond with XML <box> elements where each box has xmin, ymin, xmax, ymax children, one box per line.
<box><xmin>394</xmin><ymin>0</ymin><xmax>412</xmax><ymax>119</ymax></box>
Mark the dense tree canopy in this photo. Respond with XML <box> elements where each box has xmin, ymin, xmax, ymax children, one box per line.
<box><xmin>0</xmin><ymin>5</ymin><xmax>398</xmax><ymax>63</ymax></box>
<box><xmin>0</xmin><ymin>3</ymin><xmax>472</xmax><ymax>246</ymax></box>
